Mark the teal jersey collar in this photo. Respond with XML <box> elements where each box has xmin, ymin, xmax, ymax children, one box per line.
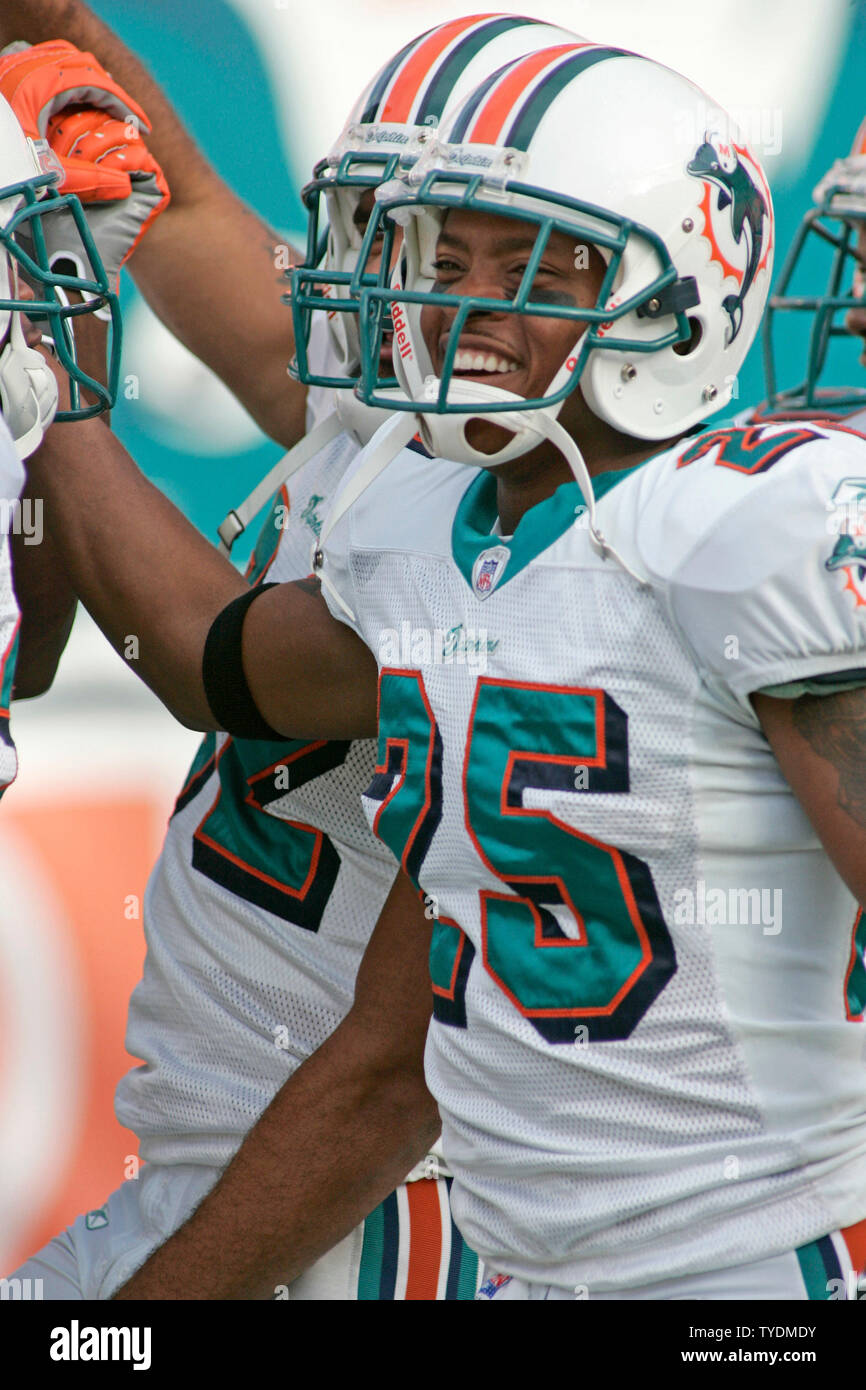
<box><xmin>451</xmin><ymin>460</ymin><xmax>643</xmax><ymax>594</ymax></box>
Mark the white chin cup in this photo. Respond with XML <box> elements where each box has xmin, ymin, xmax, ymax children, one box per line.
<box><xmin>415</xmin><ymin>376</ymin><xmax>562</xmax><ymax>468</ymax></box>
<box><xmin>0</xmin><ymin>314</ymin><xmax>59</xmax><ymax>460</ymax></box>
<box><xmin>335</xmin><ymin>387</ymin><xmax>406</xmax><ymax>448</ymax></box>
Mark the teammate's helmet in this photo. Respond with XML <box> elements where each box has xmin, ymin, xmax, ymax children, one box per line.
<box><xmin>763</xmin><ymin>118</ymin><xmax>866</xmax><ymax>415</ymax></box>
<box><xmin>0</xmin><ymin>93</ymin><xmax>121</xmax><ymax>458</ymax></box>
<box><xmin>289</xmin><ymin>13</ymin><xmax>583</xmax><ymax>403</ymax></box>
<box><xmin>355</xmin><ymin>42</ymin><xmax>774</xmax><ymax>467</ymax></box>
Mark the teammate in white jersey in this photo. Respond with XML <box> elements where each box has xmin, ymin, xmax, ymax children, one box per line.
<box><xmin>17</xmin><ymin>45</ymin><xmax>866</xmax><ymax>1299</ymax></box>
<box><xmin>0</xmin><ymin>81</ymin><xmax>126</xmax><ymax>790</ymax></box>
<box><xmin>7</xmin><ymin>16</ymin><xmax>588</xmax><ymax>1300</ymax></box>
<box><xmin>316</xmin><ymin>53</ymin><xmax>866</xmax><ymax>1297</ymax></box>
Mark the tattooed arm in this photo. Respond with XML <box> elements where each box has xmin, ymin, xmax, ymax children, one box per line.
<box><xmin>753</xmin><ymin>688</ymin><xmax>866</xmax><ymax>903</ymax></box>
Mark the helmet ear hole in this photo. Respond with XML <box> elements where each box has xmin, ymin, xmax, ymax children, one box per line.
<box><xmin>672</xmin><ymin>317</ymin><xmax>703</xmax><ymax>357</ymax></box>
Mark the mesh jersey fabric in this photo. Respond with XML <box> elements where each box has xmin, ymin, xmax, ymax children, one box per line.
<box><xmin>319</xmin><ymin>421</ymin><xmax>866</xmax><ymax>1291</ymax></box>
<box><xmin>115</xmin><ymin>428</ymin><xmax>403</xmax><ymax>1167</ymax></box>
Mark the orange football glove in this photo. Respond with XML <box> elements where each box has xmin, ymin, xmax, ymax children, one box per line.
<box><xmin>0</xmin><ymin>40</ymin><xmax>170</xmax><ymax>281</ymax></box>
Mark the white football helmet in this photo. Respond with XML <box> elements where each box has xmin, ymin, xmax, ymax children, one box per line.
<box><xmin>355</xmin><ymin>42</ymin><xmax>774</xmax><ymax>467</ymax></box>
<box><xmin>289</xmin><ymin>13</ymin><xmax>586</xmax><ymax>446</ymax></box>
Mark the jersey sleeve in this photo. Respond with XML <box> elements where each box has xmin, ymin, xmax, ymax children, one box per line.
<box><xmin>318</xmin><ymin>526</ymin><xmax>362</xmax><ymax>636</ymax></box>
<box><xmin>317</xmin><ymin>472</ymin><xmax>363</xmax><ymax>638</ymax></box>
<box><xmin>658</xmin><ymin>427</ymin><xmax>866</xmax><ymax>702</ymax></box>
<box><xmin>317</xmin><ymin>414</ymin><xmax>443</xmax><ymax>639</ymax></box>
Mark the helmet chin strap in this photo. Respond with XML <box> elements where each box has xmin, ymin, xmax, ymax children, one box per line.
<box><xmin>316</xmin><ymin>394</ymin><xmax>649</xmax><ymax>620</ymax></box>
<box><xmin>461</xmin><ymin>402</ymin><xmax>650</xmax><ymax>587</ymax></box>
<box><xmin>316</xmin><ymin>412</ymin><xmax>418</xmax><ymax>622</ymax></box>
<box><xmin>418</xmin><ymin>374</ymin><xmax>650</xmax><ymax>586</ymax></box>
<box><xmin>0</xmin><ymin>315</ymin><xmax>59</xmax><ymax>460</ymax></box>
<box><xmin>335</xmin><ymin>386</ymin><xmax>407</xmax><ymax>448</ymax></box>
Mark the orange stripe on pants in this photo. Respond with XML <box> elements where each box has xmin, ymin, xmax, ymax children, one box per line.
<box><xmin>841</xmin><ymin>1215</ymin><xmax>866</xmax><ymax>1273</ymax></box>
<box><xmin>405</xmin><ymin>1180</ymin><xmax>443</xmax><ymax>1300</ymax></box>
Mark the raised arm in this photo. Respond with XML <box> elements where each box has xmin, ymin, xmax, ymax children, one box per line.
<box><xmin>753</xmin><ymin>687</ymin><xmax>866</xmax><ymax>904</ymax></box>
<box><xmin>24</xmin><ymin>408</ymin><xmax>378</xmax><ymax>737</ymax></box>
<box><xmin>0</xmin><ymin>2</ymin><xmax>308</xmax><ymax>449</ymax></box>
<box><xmin>114</xmin><ymin>871</ymin><xmax>437</xmax><ymax>1300</ymax></box>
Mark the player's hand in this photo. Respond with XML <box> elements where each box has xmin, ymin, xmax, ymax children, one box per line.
<box><xmin>0</xmin><ymin>40</ymin><xmax>170</xmax><ymax>284</ymax></box>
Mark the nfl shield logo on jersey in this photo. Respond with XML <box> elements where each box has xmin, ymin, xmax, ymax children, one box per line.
<box><xmin>471</xmin><ymin>545</ymin><xmax>510</xmax><ymax>599</ymax></box>
<box><xmin>476</xmin><ymin>1271</ymin><xmax>513</xmax><ymax>1300</ymax></box>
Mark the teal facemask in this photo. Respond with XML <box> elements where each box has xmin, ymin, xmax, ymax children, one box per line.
<box><xmin>1</xmin><ymin>172</ymin><xmax>122</xmax><ymax>420</ymax></box>
<box><xmin>288</xmin><ymin>151</ymin><xmax>407</xmax><ymax>392</ymax></box>
<box><xmin>353</xmin><ymin>169</ymin><xmax>697</xmax><ymax>421</ymax></box>
<box><xmin>763</xmin><ymin>170</ymin><xmax>866</xmax><ymax>415</ymax></box>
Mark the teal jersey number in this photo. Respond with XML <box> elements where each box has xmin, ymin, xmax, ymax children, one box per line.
<box><xmin>367</xmin><ymin>673</ymin><xmax>676</xmax><ymax>1043</ymax></box>
<box><xmin>368</xmin><ymin>669</ymin><xmax>475</xmax><ymax>1027</ymax></box>
<box><xmin>174</xmin><ymin>733</ymin><xmax>350</xmax><ymax>931</ymax></box>
<box><xmin>367</xmin><ymin>668</ymin><xmax>444</xmax><ymax>887</ymax></box>
<box><xmin>466</xmin><ymin>679</ymin><xmax>675</xmax><ymax>1043</ymax></box>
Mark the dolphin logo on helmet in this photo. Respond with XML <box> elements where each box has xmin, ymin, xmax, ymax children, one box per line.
<box><xmin>687</xmin><ymin>131</ymin><xmax>771</xmax><ymax>345</ymax></box>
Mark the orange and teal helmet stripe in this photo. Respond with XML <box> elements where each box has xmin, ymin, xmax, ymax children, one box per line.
<box><xmin>359</xmin><ymin>31</ymin><xmax>428</xmax><ymax>125</ymax></box>
<box><xmin>454</xmin><ymin>43</ymin><xmax>636</xmax><ymax>149</ymax></box>
<box><xmin>405</xmin><ymin>14</ymin><xmax>549</xmax><ymax>127</ymax></box>
<box><xmin>361</xmin><ymin>14</ymin><xmax>560</xmax><ymax>128</ymax></box>
<box><xmin>381</xmin><ymin>13</ymin><xmax>500</xmax><ymax>122</ymax></box>
<box><xmin>461</xmin><ymin>42</ymin><xmax>588</xmax><ymax>144</ymax></box>
<box><xmin>506</xmin><ymin>45</ymin><xmax>634</xmax><ymax>149</ymax></box>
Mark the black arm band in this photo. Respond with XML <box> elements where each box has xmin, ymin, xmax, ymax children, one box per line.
<box><xmin>202</xmin><ymin>583</ymin><xmax>286</xmax><ymax>740</ymax></box>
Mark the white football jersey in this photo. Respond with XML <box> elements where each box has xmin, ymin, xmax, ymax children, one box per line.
<box><xmin>320</xmin><ymin>418</ymin><xmax>866</xmax><ymax>1291</ymax></box>
<box><xmin>115</xmin><ymin>427</ymin><xmax>402</xmax><ymax>1166</ymax></box>
<box><xmin>0</xmin><ymin>414</ymin><xmax>25</xmax><ymax>797</ymax></box>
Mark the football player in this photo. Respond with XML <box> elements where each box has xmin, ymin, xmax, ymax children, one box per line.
<box><xmin>4</xmin><ymin>16</ymin><xmax>587</xmax><ymax>1300</ymax></box>
<box><xmin>0</xmin><ymin>83</ymin><xmax>127</xmax><ymax>790</ymax></box>
<box><xmin>10</xmin><ymin>26</ymin><xmax>866</xmax><ymax>1299</ymax></box>
<box><xmin>302</xmin><ymin>49</ymin><xmax>866</xmax><ymax>1299</ymax></box>
<box><xmin>16</xmin><ymin>42</ymin><xmax>866</xmax><ymax>1300</ymax></box>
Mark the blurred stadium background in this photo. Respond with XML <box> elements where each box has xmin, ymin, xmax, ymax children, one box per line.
<box><xmin>2</xmin><ymin>0</ymin><xmax>866</xmax><ymax>1275</ymax></box>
